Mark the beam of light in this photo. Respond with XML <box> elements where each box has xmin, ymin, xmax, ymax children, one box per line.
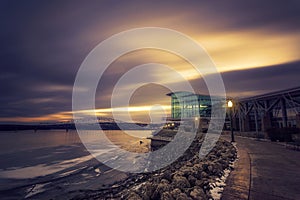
<box><xmin>0</xmin><ymin>113</ymin><xmax>73</xmax><ymax>123</ymax></box>
<box><xmin>99</xmin><ymin>28</ymin><xmax>300</xmax><ymax>88</ymax></box>
<box><xmin>0</xmin><ymin>105</ymin><xmax>171</xmax><ymax>123</ymax></box>
<box><xmin>197</xmin><ymin>29</ymin><xmax>300</xmax><ymax>72</ymax></box>
<box><xmin>75</xmin><ymin>105</ymin><xmax>171</xmax><ymax>115</ymax></box>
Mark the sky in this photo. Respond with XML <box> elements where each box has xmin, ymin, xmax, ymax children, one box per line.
<box><xmin>1</xmin><ymin>0</ymin><xmax>300</xmax><ymax>123</ymax></box>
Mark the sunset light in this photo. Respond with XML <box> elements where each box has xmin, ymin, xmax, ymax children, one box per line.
<box><xmin>1</xmin><ymin>1</ymin><xmax>300</xmax><ymax>199</ymax></box>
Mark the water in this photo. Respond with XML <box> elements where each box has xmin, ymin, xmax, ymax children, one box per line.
<box><xmin>0</xmin><ymin>129</ymin><xmax>152</xmax><ymax>182</ymax></box>
<box><xmin>0</xmin><ymin>130</ymin><xmax>81</xmax><ymax>155</ymax></box>
<box><xmin>0</xmin><ymin>129</ymin><xmax>152</xmax><ymax>155</ymax></box>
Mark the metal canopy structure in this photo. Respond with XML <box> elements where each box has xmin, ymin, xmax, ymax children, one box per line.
<box><xmin>233</xmin><ymin>86</ymin><xmax>300</xmax><ymax>133</ymax></box>
<box><xmin>166</xmin><ymin>87</ymin><xmax>300</xmax><ymax>134</ymax></box>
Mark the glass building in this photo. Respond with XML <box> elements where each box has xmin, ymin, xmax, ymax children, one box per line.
<box><xmin>167</xmin><ymin>91</ymin><xmax>212</xmax><ymax>120</ymax></box>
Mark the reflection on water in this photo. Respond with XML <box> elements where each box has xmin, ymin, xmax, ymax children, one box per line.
<box><xmin>0</xmin><ymin>129</ymin><xmax>152</xmax><ymax>181</ymax></box>
<box><xmin>104</xmin><ymin>130</ymin><xmax>151</xmax><ymax>153</ymax></box>
<box><xmin>0</xmin><ymin>130</ymin><xmax>81</xmax><ymax>155</ymax></box>
<box><xmin>0</xmin><ymin>129</ymin><xmax>152</xmax><ymax>155</ymax></box>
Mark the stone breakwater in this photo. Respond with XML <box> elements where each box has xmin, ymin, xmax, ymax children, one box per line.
<box><xmin>85</xmin><ymin>134</ymin><xmax>237</xmax><ymax>200</ymax></box>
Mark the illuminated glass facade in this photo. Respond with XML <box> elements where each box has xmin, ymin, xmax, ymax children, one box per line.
<box><xmin>167</xmin><ymin>92</ymin><xmax>212</xmax><ymax>119</ymax></box>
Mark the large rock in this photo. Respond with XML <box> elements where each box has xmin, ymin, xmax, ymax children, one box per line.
<box><xmin>195</xmin><ymin>179</ymin><xmax>204</xmax><ymax>187</ymax></box>
<box><xmin>201</xmin><ymin>171</ymin><xmax>208</xmax><ymax>178</ymax></box>
<box><xmin>151</xmin><ymin>181</ymin><xmax>171</xmax><ymax>199</ymax></box>
<box><xmin>127</xmin><ymin>192</ymin><xmax>142</xmax><ymax>200</ymax></box>
<box><xmin>207</xmin><ymin>165</ymin><xmax>213</xmax><ymax>174</ymax></box>
<box><xmin>186</xmin><ymin>161</ymin><xmax>193</xmax><ymax>167</ymax></box>
<box><xmin>161</xmin><ymin>191</ymin><xmax>174</xmax><ymax>200</ymax></box>
<box><xmin>190</xmin><ymin>187</ymin><xmax>206</xmax><ymax>199</ymax></box>
<box><xmin>192</xmin><ymin>163</ymin><xmax>202</xmax><ymax>171</ymax></box>
<box><xmin>140</xmin><ymin>182</ymin><xmax>157</xmax><ymax>199</ymax></box>
<box><xmin>162</xmin><ymin>170</ymin><xmax>173</xmax><ymax>182</ymax></box>
<box><xmin>179</xmin><ymin>166</ymin><xmax>193</xmax><ymax>177</ymax></box>
<box><xmin>202</xmin><ymin>163</ymin><xmax>208</xmax><ymax>171</ymax></box>
<box><xmin>187</xmin><ymin>175</ymin><xmax>197</xmax><ymax>186</ymax></box>
<box><xmin>172</xmin><ymin>175</ymin><xmax>191</xmax><ymax>188</ymax></box>
<box><xmin>176</xmin><ymin>192</ymin><xmax>191</xmax><ymax>200</ymax></box>
<box><xmin>212</xmin><ymin>162</ymin><xmax>223</xmax><ymax>175</ymax></box>
<box><xmin>170</xmin><ymin>188</ymin><xmax>182</xmax><ymax>198</ymax></box>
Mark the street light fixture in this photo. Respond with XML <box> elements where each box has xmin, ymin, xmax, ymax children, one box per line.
<box><xmin>228</xmin><ymin>100</ymin><xmax>233</xmax><ymax>108</ymax></box>
<box><xmin>194</xmin><ymin>117</ymin><xmax>199</xmax><ymax>132</ymax></box>
<box><xmin>227</xmin><ymin>100</ymin><xmax>235</xmax><ymax>143</ymax></box>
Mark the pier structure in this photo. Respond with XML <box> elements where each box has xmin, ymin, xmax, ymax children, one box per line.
<box><xmin>165</xmin><ymin>87</ymin><xmax>300</xmax><ymax>135</ymax></box>
<box><xmin>231</xmin><ymin>87</ymin><xmax>300</xmax><ymax>134</ymax></box>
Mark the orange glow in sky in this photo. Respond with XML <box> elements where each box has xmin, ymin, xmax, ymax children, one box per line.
<box><xmin>1</xmin><ymin>1</ymin><xmax>300</xmax><ymax>123</ymax></box>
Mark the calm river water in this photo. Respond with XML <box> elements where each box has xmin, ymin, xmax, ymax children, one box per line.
<box><xmin>0</xmin><ymin>130</ymin><xmax>152</xmax><ymax>181</ymax></box>
<box><xmin>0</xmin><ymin>129</ymin><xmax>152</xmax><ymax>155</ymax></box>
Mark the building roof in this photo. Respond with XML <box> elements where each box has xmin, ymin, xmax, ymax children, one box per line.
<box><xmin>166</xmin><ymin>91</ymin><xmax>226</xmax><ymax>101</ymax></box>
<box><xmin>166</xmin><ymin>91</ymin><xmax>210</xmax><ymax>98</ymax></box>
<box><xmin>239</xmin><ymin>86</ymin><xmax>300</xmax><ymax>102</ymax></box>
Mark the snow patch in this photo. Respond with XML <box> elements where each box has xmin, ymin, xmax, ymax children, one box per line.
<box><xmin>209</xmin><ymin>142</ymin><xmax>238</xmax><ymax>200</ymax></box>
<box><xmin>0</xmin><ymin>152</ymin><xmax>103</xmax><ymax>179</ymax></box>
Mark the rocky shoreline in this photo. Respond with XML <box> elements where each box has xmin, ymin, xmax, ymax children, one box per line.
<box><xmin>81</xmin><ymin>133</ymin><xmax>237</xmax><ymax>200</ymax></box>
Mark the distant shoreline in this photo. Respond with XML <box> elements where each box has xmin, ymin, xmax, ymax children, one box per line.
<box><xmin>0</xmin><ymin>122</ymin><xmax>150</xmax><ymax>131</ymax></box>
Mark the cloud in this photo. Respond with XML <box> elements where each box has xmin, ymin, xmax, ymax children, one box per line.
<box><xmin>212</xmin><ymin>60</ymin><xmax>300</xmax><ymax>97</ymax></box>
<box><xmin>0</xmin><ymin>0</ymin><xmax>299</xmax><ymax>122</ymax></box>
<box><xmin>199</xmin><ymin>30</ymin><xmax>300</xmax><ymax>71</ymax></box>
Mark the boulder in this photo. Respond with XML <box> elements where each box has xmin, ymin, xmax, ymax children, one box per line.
<box><xmin>170</xmin><ymin>188</ymin><xmax>182</xmax><ymax>197</ymax></box>
<box><xmin>201</xmin><ymin>171</ymin><xmax>208</xmax><ymax>178</ymax></box>
<box><xmin>187</xmin><ymin>175</ymin><xmax>197</xmax><ymax>186</ymax></box>
<box><xmin>179</xmin><ymin>166</ymin><xmax>193</xmax><ymax>177</ymax></box>
<box><xmin>140</xmin><ymin>182</ymin><xmax>156</xmax><ymax>199</ymax></box>
<box><xmin>161</xmin><ymin>191</ymin><xmax>174</xmax><ymax>200</ymax></box>
<box><xmin>127</xmin><ymin>192</ymin><xmax>142</xmax><ymax>200</ymax></box>
<box><xmin>153</xmin><ymin>182</ymin><xmax>171</xmax><ymax>196</ymax></box>
<box><xmin>190</xmin><ymin>188</ymin><xmax>206</xmax><ymax>199</ymax></box>
<box><xmin>172</xmin><ymin>175</ymin><xmax>191</xmax><ymax>188</ymax></box>
<box><xmin>176</xmin><ymin>193</ymin><xmax>191</xmax><ymax>200</ymax></box>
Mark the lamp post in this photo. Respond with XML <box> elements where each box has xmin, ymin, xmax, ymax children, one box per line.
<box><xmin>228</xmin><ymin>100</ymin><xmax>235</xmax><ymax>143</ymax></box>
<box><xmin>194</xmin><ymin>117</ymin><xmax>198</xmax><ymax>132</ymax></box>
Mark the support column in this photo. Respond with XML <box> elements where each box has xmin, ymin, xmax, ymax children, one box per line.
<box><xmin>243</xmin><ymin>103</ymin><xmax>251</xmax><ymax>132</ymax></box>
<box><xmin>239</xmin><ymin>110</ymin><xmax>242</xmax><ymax>132</ymax></box>
<box><xmin>281</xmin><ymin>98</ymin><xmax>288</xmax><ymax>128</ymax></box>
<box><xmin>241</xmin><ymin>116</ymin><xmax>245</xmax><ymax>132</ymax></box>
<box><xmin>296</xmin><ymin>114</ymin><xmax>300</xmax><ymax>128</ymax></box>
<box><xmin>232</xmin><ymin>112</ymin><xmax>238</xmax><ymax>131</ymax></box>
<box><xmin>262</xmin><ymin>100</ymin><xmax>273</xmax><ymax>131</ymax></box>
<box><xmin>262</xmin><ymin>115</ymin><xmax>272</xmax><ymax>131</ymax></box>
<box><xmin>254</xmin><ymin>109</ymin><xmax>259</xmax><ymax>135</ymax></box>
<box><xmin>244</xmin><ymin>114</ymin><xmax>251</xmax><ymax>131</ymax></box>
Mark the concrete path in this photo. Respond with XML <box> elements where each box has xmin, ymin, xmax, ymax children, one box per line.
<box><xmin>222</xmin><ymin>136</ymin><xmax>300</xmax><ymax>200</ymax></box>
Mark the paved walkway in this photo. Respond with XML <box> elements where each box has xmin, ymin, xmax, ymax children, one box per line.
<box><xmin>222</xmin><ymin>136</ymin><xmax>300</xmax><ymax>200</ymax></box>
